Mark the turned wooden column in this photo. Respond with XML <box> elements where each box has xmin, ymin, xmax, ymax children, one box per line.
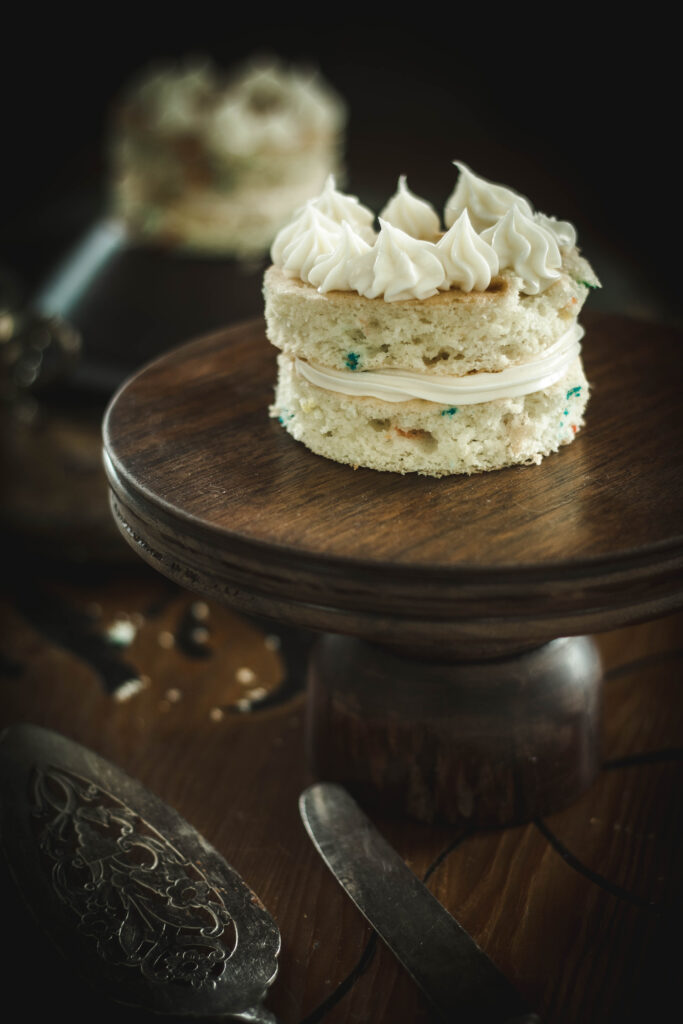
<box><xmin>307</xmin><ymin>635</ymin><xmax>602</xmax><ymax>824</ymax></box>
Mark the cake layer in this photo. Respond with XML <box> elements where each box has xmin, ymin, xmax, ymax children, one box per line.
<box><xmin>271</xmin><ymin>352</ymin><xmax>589</xmax><ymax>477</ymax></box>
<box><xmin>117</xmin><ymin>168</ymin><xmax>335</xmax><ymax>256</ymax></box>
<box><xmin>263</xmin><ymin>252</ymin><xmax>595</xmax><ymax>376</ymax></box>
<box><xmin>295</xmin><ymin>323</ymin><xmax>583</xmax><ymax>404</ymax></box>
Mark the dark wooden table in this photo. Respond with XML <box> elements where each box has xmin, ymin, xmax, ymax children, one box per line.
<box><xmin>1</xmin><ymin>568</ymin><xmax>681</xmax><ymax>1023</ymax></box>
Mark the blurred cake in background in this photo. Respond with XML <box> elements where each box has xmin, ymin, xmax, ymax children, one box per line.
<box><xmin>110</xmin><ymin>56</ymin><xmax>346</xmax><ymax>258</ymax></box>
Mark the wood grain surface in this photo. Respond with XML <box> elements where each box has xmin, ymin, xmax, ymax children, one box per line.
<box><xmin>103</xmin><ymin>312</ymin><xmax>683</xmax><ymax>651</ymax></box>
<box><xmin>1</xmin><ymin>568</ymin><xmax>681</xmax><ymax>1023</ymax></box>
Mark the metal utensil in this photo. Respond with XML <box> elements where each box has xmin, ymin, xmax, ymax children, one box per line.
<box><xmin>299</xmin><ymin>782</ymin><xmax>540</xmax><ymax>1024</ymax></box>
<box><xmin>0</xmin><ymin>724</ymin><xmax>280</xmax><ymax>1022</ymax></box>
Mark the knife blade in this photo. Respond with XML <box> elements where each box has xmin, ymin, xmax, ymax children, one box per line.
<box><xmin>299</xmin><ymin>782</ymin><xmax>539</xmax><ymax>1024</ymax></box>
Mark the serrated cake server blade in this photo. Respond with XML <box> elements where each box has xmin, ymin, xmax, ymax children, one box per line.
<box><xmin>299</xmin><ymin>782</ymin><xmax>540</xmax><ymax>1024</ymax></box>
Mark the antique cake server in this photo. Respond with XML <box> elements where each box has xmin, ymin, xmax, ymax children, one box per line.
<box><xmin>0</xmin><ymin>724</ymin><xmax>280</xmax><ymax>1021</ymax></box>
<box><xmin>300</xmin><ymin>782</ymin><xmax>540</xmax><ymax>1024</ymax></box>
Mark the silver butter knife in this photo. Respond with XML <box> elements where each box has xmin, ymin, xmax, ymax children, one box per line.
<box><xmin>299</xmin><ymin>782</ymin><xmax>540</xmax><ymax>1024</ymax></box>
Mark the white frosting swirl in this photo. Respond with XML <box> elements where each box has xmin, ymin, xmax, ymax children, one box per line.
<box><xmin>310</xmin><ymin>175</ymin><xmax>376</xmax><ymax>242</ymax></box>
<box><xmin>444</xmin><ymin>161</ymin><xmax>533</xmax><ymax>232</ymax></box>
<box><xmin>211</xmin><ymin>99</ymin><xmax>264</xmax><ymax>157</ymax></box>
<box><xmin>134</xmin><ymin>63</ymin><xmax>216</xmax><ymax>135</ymax></box>
<box><xmin>270</xmin><ymin>165</ymin><xmax>584</xmax><ymax>299</ymax></box>
<box><xmin>534</xmin><ymin>212</ymin><xmax>577</xmax><ymax>250</ymax></box>
<box><xmin>482</xmin><ymin>207</ymin><xmax>562</xmax><ymax>295</ymax></box>
<box><xmin>379</xmin><ymin>176</ymin><xmax>441</xmax><ymax>240</ymax></box>
<box><xmin>285</xmin><ymin>71</ymin><xmax>345</xmax><ymax>136</ymax></box>
<box><xmin>348</xmin><ymin>219</ymin><xmax>446</xmax><ymax>301</ymax></box>
<box><xmin>308</xmin><ymin>221</ymin><xmax>373</xmax><ymax>292</ymax></box>
<box><xmin>209</xmin><ymin>61</ymin><xmax>345</xmax><ymax>157</ymax></box>
<box><xmin>271</xmin><ymin>204</ymin><xmax>341</xmax><ymax>279</ymax></box>
<box><xmin>295</xmin><ymin>325</ymin><xmax>583</xmax><ymax>405</ymax></box>
<box><xmin>436</xmin><ymin>209</ymin><xmax>499</xmax><ymax>291</ymax></box>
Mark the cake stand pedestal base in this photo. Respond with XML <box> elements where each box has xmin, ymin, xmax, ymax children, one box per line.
<box><xmin>307</xmin><ymin>634</ymin><xmax>602</xmax><ymax>825</ymax></box>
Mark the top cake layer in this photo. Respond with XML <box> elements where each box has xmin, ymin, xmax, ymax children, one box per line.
<box><xmin>264</xmin><ymin>256</ymin><xmax>592</xmax><ymax>376</ymax></box>
<box><xmin>263</xmin><ymin>165</ymin><xmax>600</xmax><ymax>375</ymax></box>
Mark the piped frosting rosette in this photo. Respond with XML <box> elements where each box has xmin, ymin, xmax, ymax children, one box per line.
<box><xmin>271</xmin><ymin>164</ymin><xmax>600</xmax><ymax>301</ymax></box>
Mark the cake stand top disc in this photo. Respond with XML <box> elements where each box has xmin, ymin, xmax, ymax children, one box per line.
<box><xmin>103</xmin><ymin>313</ymin><xmax>683</xmax><ymax>653</ymax></box>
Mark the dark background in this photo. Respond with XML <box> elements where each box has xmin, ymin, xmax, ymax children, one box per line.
<box><xmin>2</xmin><ymin>17</ymin><xmax>680</xmax><ymax>333</ymax></box>
<box><xmin>1</xmin><ymin>25</ymin><xmax>682</xmax><ymax>1024</ymax></box>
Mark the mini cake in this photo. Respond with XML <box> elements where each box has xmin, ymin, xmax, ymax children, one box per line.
<box><xmin>110</xmin><ymin>56</ymin><xmax>346</xmax><ymax>257</ymax></box>
<box><xmin>264</xmin><ymin>164</ymin><xmax>600</xmax><ymax>476</ymax></box>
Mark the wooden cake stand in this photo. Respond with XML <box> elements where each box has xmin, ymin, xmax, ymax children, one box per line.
<box><xmin>103</xmin><ymin>312</ymin><xmax>683</xmax><ymax>826</ymax></box>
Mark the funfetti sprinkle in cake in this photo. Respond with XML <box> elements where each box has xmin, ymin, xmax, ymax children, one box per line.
<box><xmin>110</xmin><ymin>56</ymin><xmax>346</xmax><ymax>258</ymax></box>
<box><xmin>263</xmin><ymin>163</ymin><xmax>600</xmax><ymax>476</ymax></box>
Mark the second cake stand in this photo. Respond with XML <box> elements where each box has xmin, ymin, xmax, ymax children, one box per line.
<box><xmin>103</xmin><ymin>312</ymin><xmax>683</xmax><ymax>825</ymax></box>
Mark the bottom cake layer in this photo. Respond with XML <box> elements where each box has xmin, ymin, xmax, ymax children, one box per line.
<box><xmin>271</xmin><ymin>353</ymin><xmax>589</xmax><ymax>476</ymax></box>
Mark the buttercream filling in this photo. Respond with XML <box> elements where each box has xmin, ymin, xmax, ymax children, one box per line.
<box><xmin>294</xmin><ymin>324</ymin><xmax>583</xmax><ymax>405</ymax></box>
